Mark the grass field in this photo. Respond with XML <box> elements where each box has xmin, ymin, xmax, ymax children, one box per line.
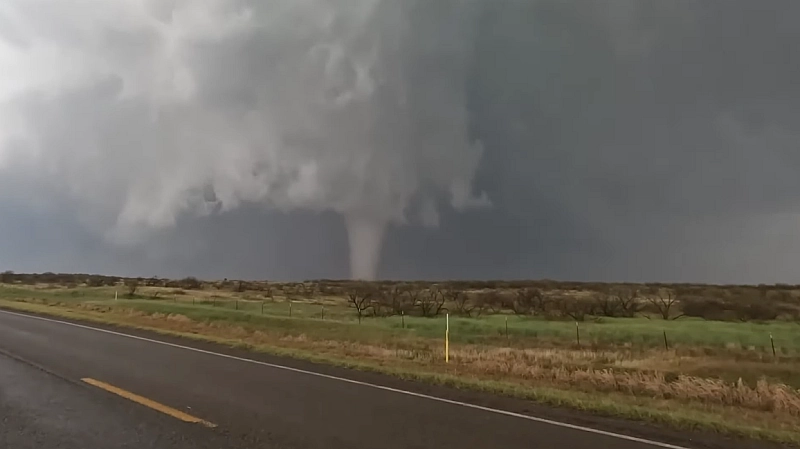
<box><xmin>1</xmin><ymin>281</ymin><xmax>800</xmax><ymax>445</ymax></box>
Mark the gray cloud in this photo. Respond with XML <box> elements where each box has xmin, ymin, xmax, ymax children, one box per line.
<box><xmin>1</xmin><ymin>0</ymin><xmax>799</xmax><ymax>283</ymax></box>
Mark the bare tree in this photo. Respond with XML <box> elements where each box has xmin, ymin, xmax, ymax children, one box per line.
<box><xmin>611</xmin><ymin>288</ymin><xmax>643</xmax><ymax>317</ymax></box>
<box><xmin>444</xmin><ymin>287</ymin><xmax>474</xmax><ymax>316</ymax></box>
<box><xmin>378</xmin><ymin>285</ymin><xmax>413</xmax><ymax>316</ymax></box>
<box><xmin>235</xmin><ymin>280</ymin><xmax>247</xmax><ymax>293</ymax></box>
<box><xmin>404</xmin><ymin>288</ymin><xmax>422</xmax><ymax>314</ymax></box>
<box><xmin>562</xmin><ymin>297</ymin><xmax>591</xmax><ymax>322</ymax></box>
<box><xmin>451</xmin><ymin>293</ymin><xmax>474</xmax><ymax>316</ymax></box>
<box><xmin>592</xmin><ymin>292</ymin><xmax>621</xmax><ymax>317</ymax></box>
<box><xmin>417</xmin><ymin>288</ymin><xmax>447</xmax><ymax>317</ymax></box>
<box><xmin>475</xmin><ymin>291</ymin><xmax>503</xmax><ymax>314</ymax></box>
<box><xmin>647</xmin><ymin>289</ymin><xmax>683</xmax><ymax>320</ymax></box>
<box><xmin>368</xmin><ymin>287</ymin><xmax>392</xmax><ymax>317</ymax></box>
<box><xmin>348</xmin><ymin>285</ymin><xmax>374</xmax><ymax>323</ymax></box>
<box><xmin>465</xmin><ymin>293</ymin><xmax>487</xmax><ymax>317</ymax></box>
<box><xmin>125</xmin><ymin>279</ymin><xmax>139</xmax><ymax>298</ymax></box>
<box><xmin>511</xmin><ymin>288</ymin><xmax>551</xmax><ymax>315</ymax></box>
<box><xmin>509</xmin><ymin>289</ymin><xmax>533</xmax><ymax>315</ymax></box>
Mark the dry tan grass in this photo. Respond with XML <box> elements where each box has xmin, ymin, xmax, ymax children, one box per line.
<box><xmin>450</xmin><ymin>347</ymin><xmax>800</xmax><ymax>414</ymax></box>
<box><xmin>102</xmin><ymin>309</ymin><xmax>800</xmax><ymax>417</ymax></box>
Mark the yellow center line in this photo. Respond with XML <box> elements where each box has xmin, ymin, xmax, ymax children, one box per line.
<box><xmin>81</xmin><ymin>378</ymin><xmax>216</xmax><ymax>428</ymax></box>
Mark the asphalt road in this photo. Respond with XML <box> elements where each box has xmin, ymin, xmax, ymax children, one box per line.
<box><xmin>0</xmin><ymin>309</ymin><xmax>780</xmax><ymax>449</ymax></box>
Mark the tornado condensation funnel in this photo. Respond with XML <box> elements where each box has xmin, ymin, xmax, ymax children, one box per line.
<box><xmin>345</xmin><ymin>215</ymin><xmax>387</xmax><ymax>281</ymax></box>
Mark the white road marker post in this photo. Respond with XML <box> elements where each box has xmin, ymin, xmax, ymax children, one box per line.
<box><xmin>115</xmin><ymin>290</ymin><xmax>118</xmax><ymax>301</ymax></box>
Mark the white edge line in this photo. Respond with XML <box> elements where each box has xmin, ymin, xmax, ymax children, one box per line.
<box><xmin>0</xmin><ymin>309</ymin><xmax>690</xmax><ymax>449</ymax></box>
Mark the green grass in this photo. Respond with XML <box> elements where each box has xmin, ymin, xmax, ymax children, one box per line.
<box><xmin>121</xmin><ymin>300</ymin><xmax>408</xmax><ymax>343</ymax></box>
<box><xmin>0</xmin><ymin>285</ymin><xmax>116</xmax><ymax>302</ymax></box>
<box><xmin>82</xmin><ymin>298</ymin><xmax>800</xmax><ymax>390</ymax></box>
<box><xmin>115</xmin><ymin>300</ymin><xmax>800</xmax><ymax>355</ymax></box>
<box><xmin>13</xmin><ymin>285</ymin><xmax>790</xmax><ymax>391</ymax></box>
<box><xmin>91</xmin><ymin>299</ymin><xmax>799</xmax><ymax>353</ymax></box>
<box><xmin>3</xmin><ymin>284</ymin><xmax>798</xmax><ymax>354</ymax></box>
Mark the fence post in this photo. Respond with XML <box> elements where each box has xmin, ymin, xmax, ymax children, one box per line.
<box><xmin>575</xmin><ymin>322</ymin><xmax>581</xmax><ymax>346</ymax></box>
<box><xmin>261</xmin><ymin>301</ymin><xmax>265</xmax><ymax>315</ymax></box>
<box><xmin>115</xmin><ymin>291</ymin><xmax>118</xmax><ymax>301</ymax></box>
<box><xmin>663</xmin><ymin>330</ymin><xmax>669</xmax><ymax>351</ymax></box>
<box><xmin>445</xmin><ymin>313</ymin><xmax>450</xmax><ymax>363</ymax></box>
<box><xmin>321</xmin><ymin>306</ymin><xmax>325</xmax><ymax>320</ymax></box>
<box><xmin>401</xmin><ymin>310</ymin><xmax>405</xmax><ymax>328</ymax></box>
<box><xmin>770</xmin><ymin>333</ymin><xmax>776</xmax><ymax>358</ymax></box>
<box><xmin>289</xmin><ymin>301</ymin><xmax>292</xmax><ymax>317</ymax></box>
<box><xmin>192</xmin><ymin>297</ymin><xmax>195</xmax><ymax>306</ymax></box>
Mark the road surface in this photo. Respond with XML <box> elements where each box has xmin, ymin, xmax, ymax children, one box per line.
<box><xmin>0</xmin><ymin>309</ymin><xmax>777</xmax><ymax>449</ymax></box>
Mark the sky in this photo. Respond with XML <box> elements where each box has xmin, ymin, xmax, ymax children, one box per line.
<box><xmin>0</xmin><ymin>0</ymin><xmax>799</xmax><ymax>283</ymax></box>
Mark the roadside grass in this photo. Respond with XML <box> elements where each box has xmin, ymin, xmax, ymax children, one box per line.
<box><xmin>116</xmin><ymin>301</ymin><xmax>800</xmax><ymax>388</ymax></box>
<box><xmin>150</xmin><ymin>301</ymin><xmax>800</xmax><ymax>354</ymax></box>
<box><xmin>1</xmin><ymin>294</ymin><xmax>800</xmax><ymax>446</ymax></box>
<box><xmin>0</xmin><ymin>284</ymin><xmax>117</xmax><ymax>302</ymax></box>
<box><xmin>4</xmin><ymin>285</ymin><xmax>797</xmax><ymax>353</ymax></box>
<box><xmin>5</xmin><ymin>283</ymin><xmax>800</xmax><ymax>390</ymax></box>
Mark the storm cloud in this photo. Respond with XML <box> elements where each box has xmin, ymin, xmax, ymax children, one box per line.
<box><xmin>0</xmin><ymin>0</ymin><xmax>799</xmax><ymax>283</ymax></box>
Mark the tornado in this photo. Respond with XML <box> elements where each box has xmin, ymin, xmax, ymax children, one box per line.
<box><xmin>344</xmin><ymin>215</ymin><xmax>387</xmax><ymax>280</ymax></box>
<box><xmin>0</xmin><ymin>0</ymin><xmax>489</xmax><ymax>280</ymax></box>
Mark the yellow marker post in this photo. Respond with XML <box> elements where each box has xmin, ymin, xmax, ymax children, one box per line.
<box><xmin>445</xmin><ymin>313</ymin><xmax>450</xmax><ymax>363</ymax></box>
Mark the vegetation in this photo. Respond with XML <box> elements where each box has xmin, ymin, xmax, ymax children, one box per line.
<box><xmin>1</xmin><ymin>272</ymin><xmax>800</xmax><ymax>445</ymax></box>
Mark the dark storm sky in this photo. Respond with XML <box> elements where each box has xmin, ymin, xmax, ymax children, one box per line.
<box><xmin>0</xmin><ymin>0</ymin><xmax>799</xmax><ymax>283</ymax></box>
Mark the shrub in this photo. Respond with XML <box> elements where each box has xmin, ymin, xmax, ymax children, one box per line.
<box><xmin>125</xmin><ymin>279</ymin><xmax>139</xmax><ymax>298</ymax></box>
<box><xmin>732</xmin><ymin>302</ymin><xmax>780</xmax><ymax>322</ymax></box>
<box><xmin>682</xmin><ymin>297</ymin><xmax>729</xmax><ymax>321</ymax></box>
<box><xmin>473</xmin><ymin>291</ymin><xmax>504</xmax><ymax>314</ymax></box>
<box><xmin>508</xmin><ymin>288</ymin><xmax>550</xmax><ymax>315</ymax></box>
<box><xmin>178</xmin><ymin>277</ymin><xmax>203</xmax><ymax>290</ymax></box>
<box><xmin>1</xmin><ymin>270</ymin><xmax>15</xmax><ymax>283</ymax></box>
